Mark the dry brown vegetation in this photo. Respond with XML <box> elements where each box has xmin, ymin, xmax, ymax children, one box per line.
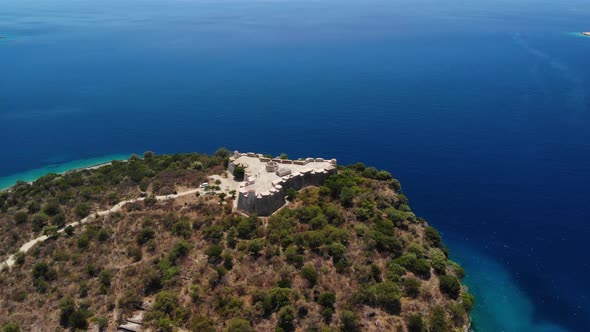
<box><xmin>0</xmin><ymin>153</ymin><xmax>473</xmax><ymax>332</ymax></box>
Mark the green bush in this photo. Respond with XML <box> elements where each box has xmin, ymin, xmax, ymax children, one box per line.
<box><xmin>137</xmin><ymin>227</ymin><xmax>156</xmax><ymax>245</ymax></box>
<box><xmin>31</xmin><ymin>213</ymin><xmax>49</xmax><ymax>233</ymax></box>
<box><xmin>439</xmin><ymin>275</ymin><xmax>460</xmax><ymax>299</ymax></box>
<box><xmin>461</xmin><ymin>291</ymin><xmax>475</xmax><ymax>312</ymax></box>
<box><xmin>153</xmin><ymin>291</ymin><xmax>179</xmax><ymax>317</ymax></box>
<box><xmin>429</xmin><ymin>306</ymin><xmax>448</xmax><ymax>332</ymax></box>
<box><xmin>317</xmin><ymin>292</ymin><xmax>336</xmax><ymax>308</ymax></box>
<box><xmin>301</xmin><ymin>264</ymin><xmax>318</xmax><ymax>287</ymax></box>
<box><xmin>225</xmin><ymin>318</ymin><xmax>254</xmax><ymax>332</ymax></box>
<box><xmin>340</xmin><ymin>310</ymin><xmax>359</xmax><ymax>332</ymax></box>
<box><xmin>403</xmin><ymin>277</ymin><xmax>421</xmax><ymax>298</ymax></box>
<box><xmin>2</xmin><ymin>323</ymin><xmax>20</xmax><ymax>332</ymax></box>
<box><xmin>425</xmin><ymin>226</ymin><xmax>442</xmax><ymax>247</ymax></box>
<box><xmin>14</xmin><ymin>211</ymin><xmax>28</xmax><ymax>224</ymax></box>
<box><xmin>277</xmin><ymin>305</ymin><xmax>295</xmax><ymax>332</ymax></box>
<box><xmin>169</xmin><ymin>241</ymin><xmax>191</xmax><ymax>263</ymax></box>
<box><xmin>407</xmin><ymin>314</ymin><xmax>426</xmax><ymax>332</ymax></box>
<box><xmin>353</xmin><ymin>281</ymin><xmax>401</xmax><ymax>315</ymax></box>
<box><xmin>75</xmin><ymin>203</ymin><xmax>91</xmax><ymax>219</ymax></box>
<box><xmin>206</xmin><ymin>244</ymin><xmax>223</xmax><ymax>264</ymax></box>
<box><xmin>172</xmin><ymin>219</ymin><xmax>192</xmax><ymax>238</ymax></box>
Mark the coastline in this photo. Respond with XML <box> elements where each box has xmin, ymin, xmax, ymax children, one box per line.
<box><xmin>0</xmin><ymin>154</ymin><xmax>131</xmax><ymax>191</ymax></box>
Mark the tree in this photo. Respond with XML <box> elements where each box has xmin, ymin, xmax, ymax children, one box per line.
<box><xmin>439</xmin><ymin>275</ymin><xmax>460</xmax><ymax>299</ymax></box>
<box><xmin>75</xmin><ymin>203</ymin><xmax>91</xmax><ymax>219</ymax></box>
<box><xmin>215</xmin><ymin>147</ymin><xmax>231</xmax><ymax>158</ymax></box>
<box><xmin>31</xmin><ymin>213</ymin><xmax>49</xmax><ymax>233</ymax></box>
<box><xmin>153</xmin><ymin>291</ymin><xmax>179</xmax><ymax>317</ymax></box>
<box><xmin>277</xmin><ymin>305</ymin><xmax>295</xmax><ymax>332</ymax></box>
<box><xmin>225</xmin><ymin>318</ymin><xmax>254</xmax><ymax>332</ymax></box>
<box><xmin>425</xmin><ymin>226</ymin><xmax>442</xmax><ymax>247</ymax></box>
<box><xmin>2</xmin><ymin>323</ymin><xmax>20</xmax><ymax>332</ymax></box>
<box><xmin>137</xmin><ymin>227</ymin><xmax>156</xmax><ymax>245</ymax></box>
<box><xmin>317</xmin><ymin>292</ymin><xmax>336</xmax><ymax>308</ymax></box>
<box><xmin>42</xmin><ymin>200</ymin><xmax>62</xmax><ymax>216</ymax></box>
<box><xmin>340</xmin><ymin>310</ymin><xmax>359</xmax><ymax>332</ymax></box>
<box><xmin>42</xmin><ymin>225</ymin><xmax>59</xmax><ymax>238</ymax></box>
<box><xmin>301</xmin><ymin>264</ymin><xmax>318</xmax><ymax>287</ymax></box>
<box><xmin>233</xmin><ymin>166</ymin><xmax>245</xmax><ymax>181</ymax></box>
<box><xmin>205</xmin><ymin>244</ymin><xmax>223</xmax><ymax>264</ymax></box>
<box><xmin>407</xmin><ymin>314</ymin><xmax>426</xmax><ymax>332</ymax></box>
<box><xmin>403</xmin><ymin>277</ymin><xmax>421</xmax><ymax>298</ymax></box>
<box><xmin>429</xmin><ymin>307</ymin><xmax>449</xmax><ymax>332</ymax></box>
<box><xmin>14</xmin><ymin>211</ymin><xmax>28</xmax><ymax>225</ymax></box>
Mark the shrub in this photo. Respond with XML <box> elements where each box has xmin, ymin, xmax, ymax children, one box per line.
<box><xmin>52</xmin><ymin>213</ymin><xmax>66</xmax><ymax>228</ymax></box>
<box><xmin>233</xmin><ymin>167</ymin><xmax>245</xmax><ymax>181</ymax></box>
<box><xmin>439</xmin><ymin>275</ymin><xmax>460</xmax><ymax>299</ymax></box>
<box><xmin>119</xmin><ymin>290</ymin><xmax>143</xmax><ymax>310</ymax></box>
<box><xmin>14</xmin><ymin>252</ymin><xmax>25</xmax><ymax>266</ymax></box>
<box><xmin>237</xmin><ymin>216</ymin><xmax>261</xmax><ymax>239</ymax></box>
<box><xmin>172</xmin><ymin>219</ymin><xmax>192</xmax><ymax>238</ymax></box>
<box><xmin>461</xmin><ymin>291</ymin><xmax>475</xmax><ymax>312</ymax></box>
<box><xmin>153</xmin><ymin>291</ymin><xmax>179</xmax><ymax>317</ymax></box>
<box><xmin>429</xmin><ymin>306</ymin><xmax>448</xmax><ymax>332</ymax></box>
<box><xmin>284</xmin><ymin>245</ymin><xmax>304</xmax><ymax>267</ymax></box>
<box><xmin>43</xmin><ymin>200</ymin><xmax>62</xmax><ymax>216</ymax></box>
<box><xmin>14</xmin><ymin>211</ymin><xmax>28</xmax><ymax>224</ymax></box>
<box><xmin>190</xmin><ymin>285</ymin><xmax>200</xmax><ymax>303</ymax></box>
<box><xmin>59</xmin><ymin>297</ymin><xmax>88</xmax><ymax>329</ymax></box>
<box><xmin>402</xmin><ymin>277</ymin><xmax>421</xmax><ymax>298</ymax></box>
<box><xmin>267</xmin><ymin>287</ymin><xmax>291</xmax><ymax>313</ymax></box>
<box><xmin>137</xmin><ymin>227</ymin><xmax>156</xmax><ymax>245</ymax></box>
<box><xmin>225</xmin><ymin>318</ymin><xmax>254</xmax><ymax>332</ymax></box>
<box><xmin>169</xmin><ymin>241</ymin><xmax>191</xmax><ymax>263</ymax></box>
<box><xmin>353</xmin><ymin>281</ymin><xmax>401</xmax><ymax>315</ymax></box>
<box><xmin>97</xmin><ymin>228</ymin><xmax>110</xmax><ymax>242</ymax></box>
<box><xmin>317</xmin><ymin>292</ymin><xmax>336</xmax><ymax>309</ymax></box>
<box><xmin>99</xmin><ymin>270</ymin><xmax>112</xmax><ymax>290</ymax></box>
<box><xmin>75</xmin><ymin>203</ymin><xmax>91</xmax><ymax>219</ymax></box>
<box><xmin>340</xmin><ymin>310</ymin><xmax>359</xmax><ymax>332</ymax></box>
<box><xmin>127</xmin><ymin>246</ymin><xmax>143</xmax><ymax>262</ymax></box>
<box><xmin>277</xmin><ymin>305</ymin><xmax>295</xmax><ymax>332</ymax></box>
<box><xmin>205</xmin><ymin>244</ymin><xmax>223</xmax><ymax>264</ymax></box>
<box><xmin>31</xmin><ymin>213</ymin><xmax>49</xmax><ymax>233</ymax></box>
<box><xmin>407</xmin><ymin>314</ymin><xmax>426</xmax><ymax>332</ymax></box>
<box><xmin>247</xmin><ymin>239</ymin><xmax>265</xmax><ymax>257</ymax></box>
<box><xmin>78</xmin><ymin>233</ymin><xmax>90</xmax><ymax>249</ymax></box>
<box><xmin>425</xmin><ymin>226</ymin><xmax>442</xmax><ymax>247</ymax></box>
<box><xmin>301</xmin><ymin>264</ymin><xmax>318</xmax><ymax>287</ymax></box>
<box><xmin>386</xmin><ymin>263</ymin><xmax>406</xmax><ymax>282</ymax></box>
<box><xmin>32</xmin><ymin>262</ymin><xmax>57</xmax><ymax>292</ymax></box>
<box><xmin>2</xmin><ymin>323</ymin><xmax>20</xmax><ymax>332</ymax></box>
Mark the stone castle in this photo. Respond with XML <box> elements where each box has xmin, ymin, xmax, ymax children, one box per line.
<box><xmin>228</xmin><ymin>151</ymin><xmax>337</xmax><ymax>216</ymax></box>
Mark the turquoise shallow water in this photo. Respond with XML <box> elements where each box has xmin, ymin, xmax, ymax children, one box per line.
<box><xmin>450</xmin><ymin>241</ymin><xmax>571</xmax><ymax>332</ymax></box>
<box><xmin>0</xmin><ymin>154</ymin><xmax>131</xmax><ymax>190</ymax></box>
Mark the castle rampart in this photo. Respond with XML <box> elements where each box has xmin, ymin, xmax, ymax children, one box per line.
<box><xmin>228</xmin><ymin>151</ymin><xmax>337</xmax><ymax>216</ymax></box>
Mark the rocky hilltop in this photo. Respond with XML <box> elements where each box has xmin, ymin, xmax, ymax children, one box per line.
<box><xmin>0</xmin><ymin>150</ymin><xmax>473</xmax><ymax>332</ymax></box>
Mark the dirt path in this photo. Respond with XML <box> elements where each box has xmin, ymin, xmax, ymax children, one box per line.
<box><xmin>0</xmin><ymin>188</ymin><xmax>203</xmax><ymax>271</ymax></box>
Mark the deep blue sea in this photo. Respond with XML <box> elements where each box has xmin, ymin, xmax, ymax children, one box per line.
<box><xmin>1</xmin><ymin>0</ymin><xmax>589</xmax><ymax>330</ymax></box>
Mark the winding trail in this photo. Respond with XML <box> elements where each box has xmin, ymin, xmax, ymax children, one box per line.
<box><xmin>0</xmin><ymin>188</ymin><xmax>202</xmax><ymax>271</ymax></box>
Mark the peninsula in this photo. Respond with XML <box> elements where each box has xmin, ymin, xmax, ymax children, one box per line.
<box><xmin>0</xmin><ymin>150</ymin><xmax>473</xmax><ymax>331</ymax></box>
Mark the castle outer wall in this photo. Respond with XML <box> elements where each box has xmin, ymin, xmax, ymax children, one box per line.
<box><xmin>230</xmin><ymin>152</ymin><xmax>337</xmax><ymax>216</ymax></box>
